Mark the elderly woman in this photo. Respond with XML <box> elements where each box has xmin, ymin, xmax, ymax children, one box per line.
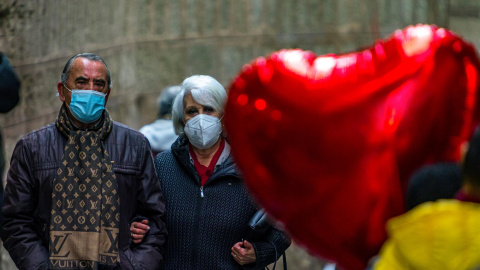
<box><xmin>132</xmin><ymin>75</ymin><xmax>290</xmax><ymax>269</ymax></box>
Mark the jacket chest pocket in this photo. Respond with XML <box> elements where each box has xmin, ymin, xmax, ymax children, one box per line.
<box><xmin>33</xmin><ymin>164</ymin><xmax>57</xmax><ymax>222</ymax></box>
<box><xmin>113</xmin><ymin>165</ymin><xmax>140</xmax><ymax>190</ymax></box>
<box><xmin>113</xmin><ymin>166</ymin><xmax>140</xmax><ymax>216</ymax></box>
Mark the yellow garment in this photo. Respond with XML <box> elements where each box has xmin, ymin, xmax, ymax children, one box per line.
<box><xmin>374</xmin><ymin>199</ymin><xmax>480</xmax><ymax>270</ymax></box>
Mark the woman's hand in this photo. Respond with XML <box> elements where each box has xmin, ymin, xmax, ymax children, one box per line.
<box><xmin>130</xmin><ymin>219</ymin><xmax>149</xmax><ymax>244</ymax></box>
<box><xmin>231</xmin><ymin>240</ymin><xmax>256</xmax><ymax>265</ymax></box>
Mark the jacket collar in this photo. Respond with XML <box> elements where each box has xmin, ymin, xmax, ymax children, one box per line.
<box><xmin>171</xmin><ymin>135</ymin><xmax>242</xmax><ymax>184</ymax></box>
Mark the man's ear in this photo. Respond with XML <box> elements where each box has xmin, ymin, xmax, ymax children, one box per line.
<box><xmin>57</xmin><ymin>82</ymin><xmax>66</xmax><ymax>102</ymax></box>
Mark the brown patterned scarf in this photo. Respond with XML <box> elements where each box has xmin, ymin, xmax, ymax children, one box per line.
<box><xmin>49</xmin><ymin>104</ymin><xmax>120</xmax><ymax>269</ymax></box>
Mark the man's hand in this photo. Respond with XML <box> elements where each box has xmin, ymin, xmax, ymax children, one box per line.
<box><xmin>231</xmin><ymin>240</ymin><xmax>256</xmax><ymax>265</ymax></box>
<box><xmin>130</xmin><ymin>219</ymin><xmax>149</xmax><ymax>244</ymax></box>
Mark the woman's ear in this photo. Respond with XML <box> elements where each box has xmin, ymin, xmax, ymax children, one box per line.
<box><xmin>221</xmin><ymin>119</ymin><xmax>228</xmax><ymax>138</ymax></box>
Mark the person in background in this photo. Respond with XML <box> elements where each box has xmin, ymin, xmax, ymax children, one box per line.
<box><xmin>1</xmin><ymin>53</ymin><xmax>167</xmax><ymax>270</ymax></box>
<box><xmin>0</xmin><ymin>51</ymin><xmax>21</xmax><ymax>230</ymax></box>
<box><xmin>371</xmin><ymin>126</ymin><xmax>480</xmax><ymax>270</ymax></box>
<box><xmin>131</xmin><ymin>74</ymin><xmax>291</xmax><ymax>269</ymax></box>
<box><xmin>405</xmin><ymin>162</ymin><xmax>462</xmax><ymax>210</ymax></box>
<box><xmin>139</xmin><ymin>85</ymin><xmax>181</xmax><ymax>157</ymax></box>
<box><xmin>455</xmin><ymin>126</ymin><xmax>480</xmax><ymax>203</ymax></box>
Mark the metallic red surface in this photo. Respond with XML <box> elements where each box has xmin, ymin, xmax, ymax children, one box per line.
<box><xmin>225</xmin><ymin>25</ymin><xmax>480</xmax><ymax>270</ymax></box>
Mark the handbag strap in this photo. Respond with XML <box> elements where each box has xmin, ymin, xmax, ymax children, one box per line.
<box><xmin>265</xmin><ymin>240</ymin><xmax>277</xmax><ymax>270</ymax></box>
<box><xmin>265</xmin><ymin>241</ymin><xmax>287</xmax><ymax>270</ymax></box>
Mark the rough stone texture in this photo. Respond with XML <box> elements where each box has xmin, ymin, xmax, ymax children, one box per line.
<box><xmin>0</xmin><ymin>1</ymin><xmax>476</xmax><ymax>269</ymax></box>
<box><xmin>449</xmin><ymin>0</ymin><xmax>480</xmax><ymax>51</ymax></box>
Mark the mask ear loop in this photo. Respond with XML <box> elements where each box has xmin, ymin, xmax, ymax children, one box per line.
<box><xmin>60</xmin><ymin>84</ymin><xmax>73</xmax><ymax>108</ymax></box>
<box><xmin>63</xmin><ymin>84</ymin><xmax>73</xmax><ymax>93</ymax></box>
<box><xmin>213</xmin><ymin>114</ymin><xmax>225</xmax><ymax>138</ymax></box>
<box><xmin>56</xmin><ymin>83</ymin><xmax>72</xmax><ymax>96</ymax></box>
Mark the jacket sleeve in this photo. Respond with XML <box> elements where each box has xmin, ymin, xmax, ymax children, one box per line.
<box><xmin>245</xmin><ymin>226</ymin><xmax>292</xmax><ymax>270</ymax></box>
<box><xmin>130</xmin><ymin>140</ymin><xmax>167</xmax><ymax>269</ymax></box>
<box><xmin>0</xmin><ymin>52</ymin><xmax>21</xmax><ymax>113</ymax></box>
<box><xmin>1</xmin><ymin>138</ymin><xmax>49</xmax><ymax>270</ymax></box>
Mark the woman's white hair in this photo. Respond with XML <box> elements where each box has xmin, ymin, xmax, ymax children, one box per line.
<box><xmin>172</xmin><ymin>75</ymin><xmax>227</xmax><ymax>135</ymax></box>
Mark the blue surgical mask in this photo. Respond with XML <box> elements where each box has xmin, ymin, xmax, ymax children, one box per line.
<box><xmin>64</xmin><ymin>84</ymin><xmax>107</xmax><ymax>123</ymax></box>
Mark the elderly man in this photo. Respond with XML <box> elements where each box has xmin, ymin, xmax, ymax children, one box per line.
<box><xmin>1</xmin><ymin>53</ymin><xmax>167</xmax><ymax>270</ymax></box>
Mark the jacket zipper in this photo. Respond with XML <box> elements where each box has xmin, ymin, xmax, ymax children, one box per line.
<box><xmin>192</xmin><ymin>185</ymin><xmax>204</xmax><ymax>267</ymax></box>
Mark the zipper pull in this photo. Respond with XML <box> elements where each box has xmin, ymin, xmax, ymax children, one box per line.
<box><xmin>200</xmin><ymin>186</ymin><xmax>204</xmax><ymax>198</ymax></box>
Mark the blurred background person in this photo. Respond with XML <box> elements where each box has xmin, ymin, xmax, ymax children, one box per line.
<box><xmin>371</xmin><ymin>126</ymin><xmax>480</xmax><ymax>270</ymax></box>
<box><xmin>405</xmin><ymin>162</ymin><xmax>462</xmax><ymax>211</ymax></box>
<box><xmin>0</xmin><ymin>52</ymin><xmax>21</xmax><ymax>228</ymax></box>
<box><xmin>455</xmin><ymin>126</ymin><xmax>480</xmax><ymax>203</ymax></box>
<box><xmin>139</xmin><ymin>85</ymin><xmax>181</xmax><ymax>157</ymax></box>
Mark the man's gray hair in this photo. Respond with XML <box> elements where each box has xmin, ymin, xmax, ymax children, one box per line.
<box><xmin>172</xmin><ymin>75</ymin><xmax>227</xmax><ymax>135</ymax></box>
<box><xmin>60</xmin><ymin>53</ymin><xmax>113</xmax><ymax>88</ymax></box>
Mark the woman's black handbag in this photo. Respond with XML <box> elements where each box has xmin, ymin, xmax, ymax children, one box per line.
<box><xmin>246</xmin><ymin>209</ymin><xmax>287</xmax><ymax>270</ymax></box>
<box><xmin>246</xmin><ymin>209</ymin><xmax>272</xmax><ymax>241</ymax></box>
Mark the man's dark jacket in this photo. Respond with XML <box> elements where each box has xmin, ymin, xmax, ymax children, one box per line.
<box><xmin>1</xmin><ymin>121</ymin><xmax>167</xmax><ymax>270</ymax></box>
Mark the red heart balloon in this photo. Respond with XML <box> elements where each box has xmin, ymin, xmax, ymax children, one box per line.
<box><xmin>225</xmin><ymin>25</ymin><xmax>480</xmax><ymax>270</ymax></box>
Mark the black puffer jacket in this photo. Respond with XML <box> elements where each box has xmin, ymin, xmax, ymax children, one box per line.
<box><xmin>155</xmin><ymin>136</ymin><xmax>290</xmax><ymax>270</ymax></box>
<box><xmin>1</xmin><ymin>121</ymin><xmax>167</xmax><ymax>270</ymax></box>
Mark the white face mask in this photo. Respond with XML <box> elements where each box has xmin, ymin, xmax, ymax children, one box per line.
<box><xmin>184</xmin><ymin>114</ymin><xmax>223</xmax><ymax>149</ymax></box>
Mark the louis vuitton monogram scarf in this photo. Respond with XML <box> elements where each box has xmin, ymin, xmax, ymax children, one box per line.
<box><xmin>49</xmin><ymin>104</ymin><xmax>120</xmax><ymax>269</ymax></box>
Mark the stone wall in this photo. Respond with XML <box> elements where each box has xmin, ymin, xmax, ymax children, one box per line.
<box><xmin>1</xmin><ymin>0</ymin><xmax>475</xmax><ymax>269</ymax></box>
<box><xmin>449</xmin><ymin>0</ymin><xmax>480</xmax><ymax>50</ymax></box>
